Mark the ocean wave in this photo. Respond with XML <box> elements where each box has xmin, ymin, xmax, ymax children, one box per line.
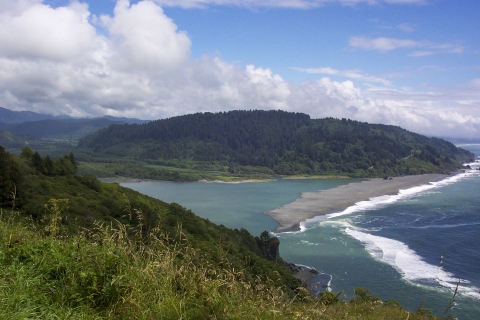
<box><xmin>301</xmin><ymin>240</ymin><xmax>320</xmax><ymax>246</ymax></box>
<box><xmin>344</xmin><ymin>228</ymin><xmax>480</xmax><ymax>299</ymax></box>
<box><xmin>408</xmin><ymin>221</ymin><xmax>480</xmax><ymax>230</ymax></box>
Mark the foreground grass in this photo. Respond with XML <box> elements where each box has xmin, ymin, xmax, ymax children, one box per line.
<box><xmin>0</xmin><ymin>208</ymin><xmax>443</xmax><ymax>319</ymax></box>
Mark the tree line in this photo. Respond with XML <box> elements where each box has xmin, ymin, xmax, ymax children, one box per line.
<box><xmin>78</xmin><ymin>110</ymin><xmax>474</xmax><ymax>178</ymax></box>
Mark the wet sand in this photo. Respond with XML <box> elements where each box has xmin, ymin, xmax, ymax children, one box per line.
<box><xmin>266</xmin><ymin>174</ymin><xmax>447</xmax><ymax>232</ymax></box>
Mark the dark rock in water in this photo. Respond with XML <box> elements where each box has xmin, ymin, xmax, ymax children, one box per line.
<box><xmin>285</xmin><ymin>262</ymin><xmax>301</xmax><ymax>273</ymax></box>
<box><xmin>270</xmin><ymin>236</ymin><xmax>330</xmax><ymax>295</ymax></box>
<box><xmin>290</xmin><ymin>264</ymin><xmax>331</xmax><ymax>295</ymax></box>
<box><xmin>261</xmin><ymin>235</ymin><xmax>329</xmax><ymax>295</ymax></box>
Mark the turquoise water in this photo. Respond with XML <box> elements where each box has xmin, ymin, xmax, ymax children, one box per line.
<box><xmin>122</xmin><ymin>144</ymin><xmax>480</xmax><ymax>319</ymax></box>
<box><xmin>123</xmin><ymin>178</ymin><xmax>361</xmax><ymax>236</ymax></box>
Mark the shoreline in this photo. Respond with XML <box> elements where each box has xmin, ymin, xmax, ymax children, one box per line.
<box><xmin>98</xmin><ymin>177</ymin><xmax>150</xmax><ymax>183</ymax></box>
<box><xmin>198</xmin><ymin>178</ymin><xmax>274</xmax><ymax>184</ymax></box>
<box><xmin>280</xmin><ymin>175</ymin><xmax>350</xmax><ymax>180</ymax></box>
<box><xmin>98</xmin><ymin>176</ymin><xmax>274</xmax><ymax>184</ymax></box>
<box><xmin>266</xmin><ymin>174</ymin><xmax>448</xmax><ymax>233</ymax></box>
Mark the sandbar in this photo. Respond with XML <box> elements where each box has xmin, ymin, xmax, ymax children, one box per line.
<box><xmin>266</xmin><ymin>174</ymin><xmax>447</xmax><ymax>232</ymax></box>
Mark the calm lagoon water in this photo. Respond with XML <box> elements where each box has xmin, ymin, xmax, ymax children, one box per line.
<box><xmin>122</xmin><ymin>144</ymin><xmax>480</xmax><ymax>319</ymax></box>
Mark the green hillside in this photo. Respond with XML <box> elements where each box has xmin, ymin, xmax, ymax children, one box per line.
<box><xmin>0</xmin><ymin>145</ymin><xmax>297</xmax><ymax>288</ymax></box>
<box><xmin>0</xmin><ymin>146</ymin><xmax>449</xmax><ymax>319</ymax></box>
<box><xmin>77</xmin><ymin>110</ymin><xmax>473</xmax><ymax>180</ymax></box>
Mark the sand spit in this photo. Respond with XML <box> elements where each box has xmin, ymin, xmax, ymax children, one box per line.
<box><xmin>266</xmin><ymin>174</ymin><xmax>447</xmax><ymax>232</ymax></box>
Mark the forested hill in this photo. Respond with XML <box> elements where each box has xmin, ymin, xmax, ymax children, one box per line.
<box><xmin>78</xmin><ymin>110</ymin><xmax>474</xmax><ymax>177</ymax></box>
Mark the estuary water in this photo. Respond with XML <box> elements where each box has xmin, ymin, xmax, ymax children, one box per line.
<box><xmin>122</xmin><ymin>144</ymin><xmax>480</xmax><ymax>319</ymax></box>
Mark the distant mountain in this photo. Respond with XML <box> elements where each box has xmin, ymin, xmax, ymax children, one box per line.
<box><xmin>0</xmin><ymin>107</ymin><xmax>149</xmax><ymax>149</ymax></box>
<box><xmin>78</xmin><ymin>110</ymin><xmax>474</xmax><ymax>178</ymax></box>
<box><xmin>1</xmin><ymin>118</ymin><xmax>134</xmax><ymax>141</ymax></box>
<box><xmin>101</xmin><ymin>115</ymin><xmax>148</xmax><ymax>125</ymax></box>
<box><xmin>0</xmin><ymin>106</ymin><xmax>59</xmax><ymax>123</ymax></box>
<box><xmin>0</xmin><ymin>107</ymin><xmax>147</xmax><ymax>125</ymax></box>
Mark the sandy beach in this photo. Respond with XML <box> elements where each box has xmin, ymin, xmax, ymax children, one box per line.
<box><xmin>266</xmin><ymin>174</ymin><xmax>447</xmax><ymax>232</ymax></box>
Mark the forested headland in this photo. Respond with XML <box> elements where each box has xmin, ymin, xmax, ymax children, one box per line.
<box><xmin>0</xmin><ymin>146</ymin><xmax>449</xmax><ymax>318</ymax></box>
<box><xmin>76</xmin><ymin>110</ymin><xmax>474</xmax><ymax>181</ymax></box>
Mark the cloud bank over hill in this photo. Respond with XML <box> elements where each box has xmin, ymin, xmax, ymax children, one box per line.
<box><xmin>0</xmin><ymin>0</ymin><xmax>479</xmax><ymax>138</ymax></box>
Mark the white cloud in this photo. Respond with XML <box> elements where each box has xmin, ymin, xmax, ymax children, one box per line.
<box><xmin>100</xmin><ymin>0</ymin><xmax>191</xmax><ymax>73</ymax></box>
<box><xmin>350</xmin><ymin>36</ymin><xmax>464</xmax><ymax>56</ymax></box>
<box><xmin>397</xmin><ymin>23</ymin><xmax>415</xmax><ymax>32</ymax></box>
<box><xmin>293</xmin><ymin>67</ymin><xmax>391</xmax><ymax>85</ymax></box>
<box><xmin>471</xmin><ymin>78</ymin><xmax>480</xmax><ymax>87</ymax></box>
<box><xmin>350</xmin><ymin>36</ymin><xmax>423</xmax><ymax>52</ymax></box>
<box><xmin>0</xmin><ymin>0</ymin><xmax>478</xmax><ymax>139</ymax></box>
<box><xmin>151</xmin><ymin>0</ymin><xmax>427</xmax><ymax>9</ymax></box>
<box><xmin>0</xmin><ymin>1</ymin><xmax>98</xmax><ymax>61</ymax></box>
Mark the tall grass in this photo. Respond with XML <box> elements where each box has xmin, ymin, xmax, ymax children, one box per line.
<box><xmin>0</xmin><ymin>205</ymin><xmax>443</xmax><ymax>319</ymax></box>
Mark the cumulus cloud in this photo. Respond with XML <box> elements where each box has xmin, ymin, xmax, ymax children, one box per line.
<box><xmin>100</xmin><ymin>0</ymin><xmax>191</xmax><ymax>73</ymax></box>
<box><xmin>0</xmin><ymin>1</ymin><xmax>98</xmax><ymax>61</ymax></box>
<box><xmin>350</xmin><ymin>36</ymin><xmax>464</xmax><ymax>56</ymax></box>
<box><xmin>0</xmin><ymin>0</ymin><xmax>478</xmax><ymax>138</ymax></box>
<box><xmin>152</xmin><ymin>0</ymin><xmax>427</xmax><ymax>9</ymax></box>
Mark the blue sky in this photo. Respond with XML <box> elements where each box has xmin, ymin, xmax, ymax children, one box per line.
<box><xmin>1</xmin><ymin>0</ymin><xmax>479</xmax><ymax>138</ymax></box>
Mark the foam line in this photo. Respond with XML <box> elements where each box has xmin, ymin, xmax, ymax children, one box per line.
<box><xmin>345</xmin><ymin>228</ymin><xmax>480</xmax><ymax>299</ymax></box>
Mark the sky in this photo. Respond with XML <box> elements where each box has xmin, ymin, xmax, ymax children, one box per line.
<box><xmin>1</xmin><ymin>0</ymin><xmax>479</xmax><ymax>138</ymax></box>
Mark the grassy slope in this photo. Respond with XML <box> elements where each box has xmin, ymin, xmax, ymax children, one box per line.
<box><xmin>0</xmin><ymin>211</ymin><xmax>444</xmax><ymax>319</ymax></box>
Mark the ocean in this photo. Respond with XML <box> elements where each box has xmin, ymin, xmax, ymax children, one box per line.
<box><xmin>121</xmin><ymin>144</ymin><xmax>480</xmax><ymax>319</ymax></box>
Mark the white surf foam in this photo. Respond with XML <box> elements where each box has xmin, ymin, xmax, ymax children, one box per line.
<box><xmin>345</xmin><ymin>227</ymin><xmax>480</xmax><ymax>299</ymax></box>
<box><xmin>324</xmin><ymin>171</ymin><xmax>479</xmax><ymax>221</ymax></box>
<box><xmin>280</xmin><ymin>170</ymin><xmax>479</xmax><ymax>235</ymax></box>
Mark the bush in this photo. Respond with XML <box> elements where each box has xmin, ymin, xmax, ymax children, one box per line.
<box><xmin>319</xmin><ymin>291</ymin><xmax>341</xmax><ymax>305</ymax></box>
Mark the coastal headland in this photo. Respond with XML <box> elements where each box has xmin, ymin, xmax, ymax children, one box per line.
<box><xmin>266</xmin><ymin>174</ymin><xmax>446</xmax><ymax>232</ymax></box>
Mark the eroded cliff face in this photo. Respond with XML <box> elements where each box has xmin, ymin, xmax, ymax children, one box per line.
<box><xmin>265</xmin><ymin>237</ymin><xmax>280</xmax><ymax>263</ymax></box>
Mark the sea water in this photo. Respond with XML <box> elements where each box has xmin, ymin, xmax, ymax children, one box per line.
<box><xmin>122</xmin><ymin>177</ymin><xmax>360</xmax><ymax>236</ymax></box>
<box><xmin>122</xmin><ymin>144</ymin><xmax>480</xmax><ymax>319</ymax></box>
